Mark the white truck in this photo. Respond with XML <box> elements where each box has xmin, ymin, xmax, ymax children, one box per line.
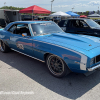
<box><xmin>0</xmin><ymin>9</ymin><xmax>21</xmax><ymax>28</ymax></box>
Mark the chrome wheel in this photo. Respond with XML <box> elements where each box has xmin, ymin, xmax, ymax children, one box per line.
<box><xmin>0</xmin><ymin>40</ymin><xmax>10</xmax><ymax>53</ymax></box>
<box><xmin>46</xmin><ymin>54</ymin><xmax>70</xmax><ymax>77</ymax></box>
<box><xmin>47</xmin><ymin>55</ymin><xmax>65</xmax><ymax>76</ymax></box>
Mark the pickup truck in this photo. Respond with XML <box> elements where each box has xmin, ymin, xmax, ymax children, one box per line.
<box><xmin>58</xmin><ymin>18</ymin><xmax>100</xmax><ymax>37</ymax></box>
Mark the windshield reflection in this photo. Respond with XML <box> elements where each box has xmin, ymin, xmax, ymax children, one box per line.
<box><xmin>31</xmin><ymin>22</ymin><xmax>63</xmax><ymax>36</ymax></box>
<box><xmin>85</xmin><ymin>19</ymin><xmax>100</xmax><ymax>28</ymax></box>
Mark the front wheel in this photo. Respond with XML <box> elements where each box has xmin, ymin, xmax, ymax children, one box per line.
<box><xmin>46</xmin><ymin>54</ymin><xmax>70</xmax><ymax>78</ymax></box>
<box><xmin>0</xmin><ymin>40</ymin><xmax>10</xmax><ymax>53</ymax></box>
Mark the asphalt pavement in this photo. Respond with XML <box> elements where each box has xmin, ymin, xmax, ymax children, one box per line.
<box><xmin>0</xmin><ymin>50</ymin><xmax>100</xmax><ymax>100</ymax></box>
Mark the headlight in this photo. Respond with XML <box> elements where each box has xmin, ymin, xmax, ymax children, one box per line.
<box><xmin>90</xmin><ymin>58</ymin><xmax>95</xmax><ymax>65</ymax></box>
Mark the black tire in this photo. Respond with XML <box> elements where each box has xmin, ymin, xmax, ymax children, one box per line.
<box><xmin>46</xmin><ymin>54</ymin><xmax>70</xmax><ymax>78</ymax></box>
<box><xmin>0</xmin><ymin>40</ymin><xmax>10</xmax><ymax>53</ymax></box>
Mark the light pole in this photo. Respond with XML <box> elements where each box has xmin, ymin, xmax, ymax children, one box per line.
<box><xmin>51</xmin><ymin>0</ymin><xmax>54</xmax><ymax>13</ymax></box>
<box><xmin>72</xmin><ymin>7</ymin><xmax>74</xmax><ymax>12</ymax></box>
<box><xmin>4</xmin><ymin>2</ymin><xmax>6</xmax><ymax>9</ymax></box>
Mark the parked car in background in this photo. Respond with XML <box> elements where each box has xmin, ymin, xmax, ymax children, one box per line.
<box><xmin>1</xmin><ymin>21</ymin><xmax>100</xmax><ymax>78</ymax></box>
<box><xmin>95</xmin><ymin>19</ymin><xmax>100</xmax><ymax>25</ymax></box>
<box><xmin>43</xmin><ymin>16</ymin><xmax>50</xmax><ymax>21</ymax></box>
<box><xmin>21</xmin><ymin>14</ymin><xmax>32</xmax><ymax>21</ymax></box>
<box><xmin>58</xmin><ymin>18</ymin><xmax>100</xmax><ymax>37</ymax></box>
<box><xmin>21</xmin><ymin>14</ymin><xmax>39</xmax><ymax>21</ymax></box>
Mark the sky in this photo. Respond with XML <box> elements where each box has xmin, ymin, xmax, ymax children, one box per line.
<box><xmin>0</xmin><ymin>0</ymin><xmax>100</xmax><ymax>12</ymax></box>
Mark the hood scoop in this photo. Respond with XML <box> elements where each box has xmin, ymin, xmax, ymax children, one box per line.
<box><xmin>36</xmin><ymin>33</ymin><xmax>100</xmax><ymax>51</ymax></box>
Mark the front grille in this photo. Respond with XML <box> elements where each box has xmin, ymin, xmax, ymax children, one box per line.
<box><xmin>96</xmin><ymin>55</ymin><xmax>100</xmax><ymax>63</ymax></box>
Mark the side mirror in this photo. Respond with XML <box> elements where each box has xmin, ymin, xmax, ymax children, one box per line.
<box><xmin>22</xmin><ymin>33</ymin><xmax>27</xmax><ymax>37</ymax></box>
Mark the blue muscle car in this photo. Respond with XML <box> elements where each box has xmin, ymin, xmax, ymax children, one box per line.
<box><xmin>0</xmin><ymin>21</ymin><xmax>100</xmax><ymax>78</ymax></box>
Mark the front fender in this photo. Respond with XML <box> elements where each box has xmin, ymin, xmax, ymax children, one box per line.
<box><xmin>32</xmin><ymin>40</ymin><xmax>88</xmax><ymax>72</ymax></box>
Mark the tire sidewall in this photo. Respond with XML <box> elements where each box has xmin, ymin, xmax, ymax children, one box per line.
<box><xmin>46</xmin><ymin>54</ymin><xmax>70</xmax><ymax>78</ymax></box>
<box><xmin>0</xmin><ymin>40</ymin><xmax>9</xmax><ymax>53</ymax></box>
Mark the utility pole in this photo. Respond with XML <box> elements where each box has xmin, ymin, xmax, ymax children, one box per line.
<box><xmin>51</xmin><ymin>0</ymin><xmax>54</xmax><ymax>13</ymax></box>
<box><xmin>4</xmin><ymin>2</ymin><xmax>6</xmax><ymax>9</ymax></box>
<box><xmin>72</xmin><ymin>7</ymin><xmax>74</xmax><ymax>12</ymax></box>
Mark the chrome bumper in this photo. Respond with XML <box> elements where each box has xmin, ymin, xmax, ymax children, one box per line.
<box><xmin>88</xmin><ymin>64</ymin><xmax>100</xmax><ymax>71</ymax></box>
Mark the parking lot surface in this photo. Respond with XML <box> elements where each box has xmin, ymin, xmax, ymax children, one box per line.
<box><xmin>0</xmin><ymin>51</ymin><xmax>100</xmax><ymax>100</ymax></box>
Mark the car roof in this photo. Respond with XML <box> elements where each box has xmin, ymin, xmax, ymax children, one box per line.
<box><xmin>62</xmin><ymin>18</ymin><xmax>91</xmax><ymax>21</ymax></box>
<box><xmin>11</xmin><ymin>21</ymin><xmax>52</xmax><ymax>24</ymax></box>
<box><xmin>4</xmin><ymin>21</ymin><xmax>53</xmax><ymax>31</ymax></box>
<box><xmin>95</xmin><ymin>20</ymin><xmax>100</xmax><ymax>22</ymax></box>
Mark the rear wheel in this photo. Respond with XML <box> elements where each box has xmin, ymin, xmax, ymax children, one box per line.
<box><xmin>46</xmin><ymin>54</ymin><xmax>70</xmax><ymax>78</ymax></box>
<box><xmin>0</xmin><ymin>40</ymin><xmax>10</xmax><ymax>53</ymax></box>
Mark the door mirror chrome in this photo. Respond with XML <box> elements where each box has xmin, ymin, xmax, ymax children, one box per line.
<box><xmin>22</xmin><ymin>33</ymin><xmax>27</xmax><ymax>37</ymax></box>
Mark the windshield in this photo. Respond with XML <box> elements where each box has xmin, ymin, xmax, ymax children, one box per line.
<box><xmin>85</xmin><ymin>19</ymin><xmax>100</xmax><ymax>28</ymax></box>
<box><xmin>31</xmin><ymin>22</ymin><xmax>63</xmax><ymax>36</ymax></box>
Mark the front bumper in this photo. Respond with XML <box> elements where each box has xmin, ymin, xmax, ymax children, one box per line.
<box><xmin>88</xmin><ymin>64</ymin><xmax>100</xmax><ymax>71</ymax></box>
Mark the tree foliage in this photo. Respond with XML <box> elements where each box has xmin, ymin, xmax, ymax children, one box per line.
<box><xmin>0</xmin><ymin>6</ymin><xmax>25</xmax><ymax>10</ymax></box>
<box><xmin>0</xmin><ymin>6</ymin><xmax>50</xmax><ymax>16</ymax></box>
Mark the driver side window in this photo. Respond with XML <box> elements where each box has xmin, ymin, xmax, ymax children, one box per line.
<box><xmin>80</xmin><ymin>21</ymin><xmax>89</xmax><ymax>28</ymax></box>
<box><xmin>63</xmin><ymin>20</ymin><xmax>68</xmax><ymax>26</ymax></box>
<box><xmin>8</xmin><ymin>24</ymin><xmax>31</xmax><ymax>36</ymax></box>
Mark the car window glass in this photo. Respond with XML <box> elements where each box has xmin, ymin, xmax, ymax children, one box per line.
<box><xmin>69</xmin><ymin>20</ymin><xmax>73</xmax><ymax>27</ymax></box>
<box><xmin>71</xmin><ymin>20</ymin><xmax>89</xmax><ymax>28</ymax></box>
<box><xmin>80</xmin><ymin>20</ymin><xmax>88</xmax><ymax>28</ymax></box>
<box><xmin>8</xmin><ymin>24</ymin><xmax>31</xmax><ymax>36</ymax></box>
<box><xmin>31</xmin><ymin>22</ymin><xmax>63</xmax><ymax>36</ymax></box>
<box><xmin>58</xmin><ymin>20</ymin><xmax>65</xmax><ymax>27</ymax></box>
<box><xmin>76</xmin><ymin>20</ymin><xmax>80</xmax><ymax>27</ymax></box>
<box><xmin>85</xmin><ymin>19</ymin><xmax>100</xmax><ymax>28</ymax></box>
<box><xmin>71</xmin><ymin>20</ymin><xmax>78</xmax><ymax>27</ymax></box>
<box><xmin>63</xmin><ymin>20</ymin><xmax>68</xmax><ymax>26</ymax></box>
<box><xmin>70</xmin><ymin>20</ymin><xmax>73</xmax><ymax>27</ymax></box>
<box><xmin>76</xmin><ymin>20</ymin><xmax>83</xmax><ymax>28</ymax></box>
<box><xmin>8</xmin><ymin>25</ymin><xmax>16</xmax><ymax>33</ymax></box>
<box><xmin>16</xmin><ymin>24</ymin><xmax>31</xmax><ymax>36</ymax></box>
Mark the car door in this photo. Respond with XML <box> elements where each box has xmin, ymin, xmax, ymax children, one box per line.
<box><xmin>66</xmin><ymin>20</ymin><xmax>77</xmax><ymax>33</ymax></box>
<box><xmin>7</xmin><ymin>23</ymin><xmax>34</xmax><ymax>56</ymax></box>
<box><xmin>74</xmin><ymin>20</ymin><xmax>93</xmax><ymax>35</ymax></box>
<box><xmin>67</xmin><ymin>20</ymin><xmax>94</xmax><ymax>36</ymax></box>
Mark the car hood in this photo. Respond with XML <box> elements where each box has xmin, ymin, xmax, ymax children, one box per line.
<box><xmin>35</xmin><ymin>33</ymin><xmax>100</xmax><ymax>51</ymax></box>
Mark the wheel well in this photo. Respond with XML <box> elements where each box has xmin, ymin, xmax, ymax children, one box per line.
<box><xmin>44</xmin><ymin>53</ymin><xmax>51</xmax><ymax>61</ymax></box>
<box><xmin>44</xmin><ymin>53</ymin><xmax>71</xmax><ymax>77</ymax></box>
<box><xmin>0</xmin><ymin>39</ymin><xmax>10</xmax><ymax>47</ymax></box>
<box><xmin>44</xmin><ymin>53</ymin><xmax>70</xmax><ymax>71</ymax></box>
